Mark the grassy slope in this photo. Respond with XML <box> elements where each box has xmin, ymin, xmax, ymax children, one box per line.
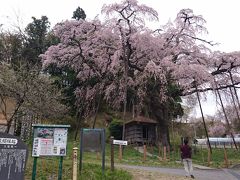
<box><xmin>24</xmin><ymin>115</ymin><xmax>240</xmax><ymax>179</ymax></box>
<box><xmin>25</xmin><ymin>135</ymin><xmax>240</xmax><ymax>179</ymax></box>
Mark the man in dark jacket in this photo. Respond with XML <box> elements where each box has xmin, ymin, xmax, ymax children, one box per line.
<box><xmin>180</xmin><ymin>139</ymin><xmax>194</xmax><ymax>179</ymax></box>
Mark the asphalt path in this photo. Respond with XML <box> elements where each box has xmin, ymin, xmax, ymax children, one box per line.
<box><xmin>116</xmin><ymin>164</ymin><xmax>240</xmax><ymax>180</ymax></box>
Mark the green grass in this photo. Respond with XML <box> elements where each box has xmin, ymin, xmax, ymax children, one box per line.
<box><xmin>80</xmin><ymin>163</ymin><xmax>131</xmax><ymax>180</ymax></box>
<box><xmin>24</xmin><ymin>136</ymin><xmax>132</xmax><ymax>180</ymax></box>
<box><xmin>24</xmin><ymin>134</ymin><xmax>240</xmax><ymax>179</ymax></box>
<box><xmin>150</xmin><ymin>144</ymin><xmax>240</xmax><ymax>168</ymax></box>
<box><xmin>191</xmin><ymin>146</ymin><xmax>240</xmax><ymax>168</ymax></box>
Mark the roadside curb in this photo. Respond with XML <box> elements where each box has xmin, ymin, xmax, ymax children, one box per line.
<box><xmin>176</xmin><ymin>161</ymin><xmax>216</xmax><ymax>170</ymax></box>
<box><xmin>193</xmin><ymin>164</ymin><xmax>216</xmax><ymax>170</ymax></box>
<box><xmin>229</xmin><ymin>164</ymin><xmax>240</xmax><ymax>169</ymax></box>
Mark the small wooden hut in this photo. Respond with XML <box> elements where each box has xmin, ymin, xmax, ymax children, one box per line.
<box><xmin>125</xmin><ymin>116</ymin><xmax>157</xmax><ymax>145</ymax></box>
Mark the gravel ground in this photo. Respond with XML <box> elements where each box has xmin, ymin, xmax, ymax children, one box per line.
<box><xmin>125</xmin><ymin>168</ymin><xmax>190</xmax><ymax>180</ymax></box>
<box><xmin>117</xmin><ymin>164</ymin><xmax>240</xmax><ymax>180</ymax></box>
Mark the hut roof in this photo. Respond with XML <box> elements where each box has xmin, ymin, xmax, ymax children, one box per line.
<box><xmin>125</xmin><ymin>116</ymin><xmax>157</xmax><ymax>125</ymax></box>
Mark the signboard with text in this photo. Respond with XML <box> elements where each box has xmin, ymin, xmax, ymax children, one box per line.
<box><xmin>32</xmin><ymin>124</ymin><xmax>70</xmax><ymax>157</ymax></box>
<box><xmin>0</xmin><ymin>132</ymin><xmax>28</xmax><ymax>180</ymax></box>
<box><xmin>113</xmin><ymin>140</ymin><xmax>128</xmax><ymax>146</ymax></box>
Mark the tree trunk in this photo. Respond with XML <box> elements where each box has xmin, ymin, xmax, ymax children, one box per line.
<box><xmin>151</xmin><ymin>101</ymin><xmax>170</xmax><ymax>147</ymax></box>
<box><xmin>92</xmin><ymin>95</ymin><xmax>101</xmax><ymax>129</ymax></box>
<box><xmin>74</xmin><ymin>111</ymin><xmax>81</xmax><ymax>140</ymax></box>
<box><xmin>157</xmin><ymin>123</ymin><xmax>170</xmax><ymax>146</ymax></box>
<box><xmin>5</xmin><ymin>99</ymin><xmax>24</xmax><ymax>134</ymax></box>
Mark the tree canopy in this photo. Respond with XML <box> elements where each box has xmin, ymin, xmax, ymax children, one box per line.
<box><xmin>0</xmin><ymin>0</ymin><xmax>220</xmax><ymax>145</ymax></box>
<box><xmin>41</xmin><ymin>0</ymin><xmax>240</xmax><ymax>144</ymax></box>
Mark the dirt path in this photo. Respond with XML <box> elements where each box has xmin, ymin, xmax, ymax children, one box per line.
<box><xmin>124</xmin><ymin>168</ymin><xmax>189</xmax><ymax>180</ymax></box>
<box><xmin>116</xmin><ymin>164</ymin><xmax>240</xmax><ymax>180</ymax></box>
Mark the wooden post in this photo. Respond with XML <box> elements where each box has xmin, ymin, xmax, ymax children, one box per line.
<box><xmin>96</xmin><ymin>152</ymin><xmax>100</xmax><ymax>160</ymax></box>
<box><xmin>223</xmin><ymin>146</ymin><xmax>229</xmax><ymax>168</ymax></box>
<box><xmin>158</xmin><ymin>144</ymin><xmax>161</xmax><ymax>158</ymax></box>
<box><xmin>177</xmin><ymin>145</ymin><xmax>180</xmax><ymax>160</ymax></box>
<box><xmin>110</xmin><ymin>136</ymin><xmax>114</xmax><ymax>171</ymax></box>
<box><xmin>163</xmin><ymin>146</ymin><xmax>167</xmax><ymax>161</ymax></box>
<box><xmin>201</xmin><ymin>145</ymin><xmax>204</xmax><ymax>163</ymax></box>
<box><xmin>150</xmin><ymin>144</ymin><xmax>154</xmax><ymax>154</ymax></box>
<box><xmin>143</xmin><ymin>144</ymin><xmax>147</xmax><ymax>162</ymax></box>
<box><xmin>167</xmin><ymin>146</ymin><xmax>170</xmax><ymax>160</ymax></box>
<box><xmin>119</xmin><ymin>145</ymin><xmax>122</xmax><ymax>161</ymax></box>
<box><xmin>72</xmin><ymin>147</ymin><xmax>78</xmax><ymax>180</ymax></box>
<box><xmin>207</xmin><ymin>147</ymin><xmax>211</xmax><ymax>166</ymax></box>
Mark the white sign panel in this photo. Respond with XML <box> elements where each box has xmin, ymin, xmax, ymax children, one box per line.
<box><xmin>54</xmin><ymin>128</ymin><xmax>68</xmax><ymax>146</ymax></box>
<box><xmin>0</xmin><ymin>138</ymin><xmax>18</xmax><ymax>145</ymax></box>
<box><xmin>32</xmin><ymin>127</ymin><xmax>68</xmax><ymax>157</ymax></box>
<box><xmin>32</xmin><ymin>138</ymin><xmax>40</xmax><ymax>156</ymax></box>
<box><xmin>113</xmin><ymin>140</ymin><xmax>128</xmax><ymax>146</ymax></box>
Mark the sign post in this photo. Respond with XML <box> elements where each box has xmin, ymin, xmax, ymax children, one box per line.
<box><xmin>0</xmin><ymin>132</ymin><xmax>28</xmax><ymax>180</ymax></box>
<box><xmin>112</xmin><ymin>139</ymin><xmax>128</xmax><ymax>161</ymax></box>
<box><xmin>72</xmin><ymin>147</ymin><xmax>78</xmax><ymax>180</ymax></box>
<box><xmin>31</xmin><ymin>157</ymin><xmax>38</xmax><ymax>180</ymax></box>
<box><xmin>110</xmin><ymin>136</ymin><xmax>114</xmax><ymax>171</ymax></box>
<box><xmin>31</xmin><ymin>124</ymin><xmax>70</xmax><ymax>180</ymax></box>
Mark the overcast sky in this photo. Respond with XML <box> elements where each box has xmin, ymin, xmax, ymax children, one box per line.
<box><xmin>1</xmin><ymin>0</ymin><xmax>239</xmax><ymax>117</ymax></box>
<box><xmin>1</xmin><ymin>0</ymin><xmax>240</xmax><ymax>52</ymax></box>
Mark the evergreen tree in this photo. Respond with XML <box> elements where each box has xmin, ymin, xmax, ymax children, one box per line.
<box><xmin>72</xmin><ymin>7</ymin><xmax>86</xmax><ymax>20</ymax></box>
<box><xmin>23</xmin><ymin>16</ymin><xmax>50</xmax><ymax>67</ymax></box>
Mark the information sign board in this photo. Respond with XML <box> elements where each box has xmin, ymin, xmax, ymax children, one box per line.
<box><xmin>32</xmin><ymin>124</ymin><xmax>70</xmax><ymax>157</ymax></box>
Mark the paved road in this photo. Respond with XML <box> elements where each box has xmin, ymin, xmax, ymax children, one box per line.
<box><xmin>116</xmin><ymin>164</ymin><xmax>240</xmax><ymax>180</ymax></box>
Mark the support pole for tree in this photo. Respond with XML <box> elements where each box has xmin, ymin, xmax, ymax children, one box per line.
<box><xmin>229</xmin><ymin>87</ymin><xmax>240</xmax><ymax>123</ymax></box>
<box><xmin>229</xmin><ymin>71</ymin><xmax>240</xmax><ymax>122</ymax></box>
<box><xmin>119</xmin><ymin>22</ymin><xmax>129</xmax><ymax>141</ymax></box>
<box><xmin>215</xmin><ymin>86</ymin><xmax>238</xmax><ymax>150</ymax></box>
<box><xmin>143</xmin><ymin>144</ymin><xmax>147</xmax><ymax>162</ymax></box>
<box><xmin>223</xmin><ymin>146</ymin><xmax>229</xmax><ymax>168</ymax></box>
<box><xmin>207</xmin><ymin>147</ymin><xmax>211</xmax><ymax>166</ymax></box>
<box><xmin>195</xmin><ymin>85</ymin><xmax>212</xmax><ymax>153</ymax></box>
<box><xmin>122</xmin><ymin>80</ymin><xmax>127</xmax><ymax>140</ymax></box>
<box><xmin>229</xmin><ymin>71</ymin><xmax>240</xmax><ymax>106</ymax></box>
<box><xmin>163</xmin><ymin>146</ymin><xmax>167</xmax><ymax>161</ymax></box>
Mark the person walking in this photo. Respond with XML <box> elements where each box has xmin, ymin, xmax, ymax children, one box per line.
<box><xmin>180</xmin><ymin>138</ymin><xmax>194</xmax><ymax>179</ymax></box>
